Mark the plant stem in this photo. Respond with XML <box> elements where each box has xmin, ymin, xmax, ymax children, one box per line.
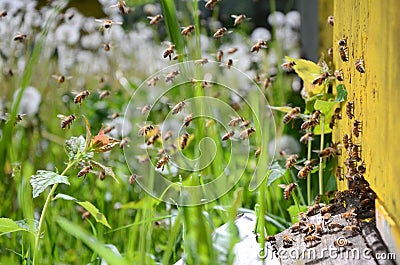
<box><xmin>306</xmin><ymin>133</ymin><xmax>312</xmax><ymax>205</ymax></box>
<box><xmin>318</xmin><ymin>115</ymin><xmax>325</xmax><ymax>196</ymax></box>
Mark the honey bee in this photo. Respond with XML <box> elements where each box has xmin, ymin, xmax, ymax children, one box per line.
<box><xmin>334</xmin><ymin>69</ymin><xmax>344</xmax><ymax>81</ymax></box>
<box><xmin>301</xmin><ymin>110</ymin><xmax>321</xmax><ymax>131</ymax></box>
<box><xmin>228</xmin><ymin>117</ymin><xmax>244</xmax><ymax>127</ymax></box>
<box><xmin>110</xmin><ymin>0</ymin><xmax>129</xmax><ymax>15</ymax></box>
<box><xmin>278</xmin><ymin>183</ymin><xmax>297</xmax><ymax>200</ymax></box>
<box><xmin>342</xmin><ymin>134</ymin><xmax>352</xmax><ymax>149</ymax></box>
<box><xmin>98</xmin><ymin>170</ymin><xmax>106</xmax><ymax>181</ymax></box>
<box><xmin>282</xmin><ymin>234</ymin><xmax>295</xmax><ymax>248</ymax></box>
<box><xmin>254</xmin><ymin>147</ymin><xmax>261</xmax><ymax>157</ymax></box>
<box><xmin>103</xmin><ymin>43</ymin><xmax>112</xmax><ymax>52</ymax></box>
<box><xmin>327</xmin><ymin>47</ymin><xmax>333</xmax><ymax>57</ymax></box>
<box><xmin>148</xmin><ymin>14</ymin><xmax>163</xmax><ymax>25</ymax></box>
<box><xmin>290</xmin><ymin>222</ymin><xmax>305</xmax><ymax>234</ymax></box>
<box><xmin>231</xmin><ymin>14</ymin><xmax>247</xmax><ymax>26</ymax></box>
<box><xmin>148</xmin><ymin>76</ymin><xmax>159</xmax><ymax>87</ymax></box>
<box><xmin>171</xmin><ymin>101</ymin><xmax>185</xmax><ymax>115</ymax></box>
<box><xmin>263</xmin><ymin>77</ymin><xmax>273</xmax><ymax>90</ymax></box>
<box><xmin>13</xmin><ymin>33</ymin><xmax>27</xmax><ymax>42</ymax></box>
<box><xmin>354</xmin><ymin>59</ymin><xmax>365</xmax><ymax>73</ymax></box>
<box><xmin>163</xmin><ymin>44</ymin><xmax>175</xmax><ymax>60</ymax></box>
<box><xmin>213</xmin><ymin>27</ymin><xmax>229</xmax><ymax>39</ymax></box>
<box><xmin>147</xmin><ymin>133</ymin><xmax>160</xmax><ymax>145</ymax></box>
<box><xmin>352</xmin><ymin>120</ymin><xmax>362</xmax><ymax>137</ymax></box>
<box><xmin>119</xmin><ymin>137</ymin><xmax>129</xmax><ymax>148</ymax></box>
<box><xmin>265</xmin><ymin>235</ymin><xmax>276</xmax><ymax>243</ymax></box>
<box><xmin>239</xmin><ymin>120</ymin><xmax>250</xmax><ymax>128</ymax></box>
<box><xmin>205</xmin><ymin>120</ymin><xmax>214</xmax><ymax>128</ymax></box>
<box><xmin>327</xmin><ymin>222</ymin><xmax>344</xmax><ymax>233</ymax></box>
<box><xmin>205</xmin><ymin>0</ymin><xmax>220</xmax><ymax>9</ymax></box>
<box><xmin>156</xmin><ymin>155</ymin><xmax>170</xmax><ymax>171</ymax></box>
<box><xmin>285</xmin><ymin>154</ymin><xmax>298</xmax><ymax>169</ymax></box>
<box><xmin>345</xmin><ymin>101</ymin><xmax>354</xmax><ymax>119</ymax></box>
<box><xmin>314</xmin><ymin>142</ymin><xmax>341</xmax><ymax>158</ymax></box>
<box><xmin>338</xmin><ymin>37</ymin><xmax>347</xmax><ymax>46</ymax></box>
<box><xmin>184</xmin><ymin>114</ymin><xmax>193</xmax><ymax>127</ymax></box>
<box><xmin>296</xmin><ymin>160</ymin><xmax>315</xmax><ymax>179</ymax></box>
<box><xmin>349</xmin><ymin>144</ymin><xmax>361</xmax><ymax>161</ymax></box>
<box><xmin>99</xmin><ymin>90</ymin><xmax>110</xmax><ymax>100</ymax></box>
<box><xmin>327</xmin><ymin>15</ymin><xmax>334</xmax><ymax>26</ymax></box>
<box><xmin>281</xmin><ymin>61</ymin><xmax>296</xmax><ymax>72</ymax></box>
<box><xmin>78</xmin><ymin>165</ymin><xmax>93</xmax><ymax>177</ymax></box>
<box><xmin>164</xmin><ymin>130</ymin><xmax>173</xmax><ymax>141</ymax></box>
<box><xmin>304</xmin><ymin>235</ymin><xmax>321</xmax><ymax>246</ymax></box>
<box><xmin>193</xmin><ymin>58</ymin><xmax>209</xmax><ymax>66</ymax></box>
<box><xmin>339</xmin><ymin>45</ymin><xmax>349</xmax><ymax>62</ymax></box>
<box><xmin>129</xmin><ymin>174</ymin><xmax>141</xmax><ymax>185</ymax></box>
<box><xmin>81</xmin><ymin>211</ymin><xmax>90</xmax><ymax>220</ymax></box>
<box><xmin>95</xmin><ymin>19</ymin><xmax>122</xmax><ymax>30</ymax></box>
<box><xmin>222</xmin><ymin>130</ymin><xmax>235</xmax><ymax>141</ymax></box>
<box><xmin>306</xmin><ymin>204</ymin><xmax>320</xmax><ymax>217</ymax></box>
<box><xmin>250</xmin><ymin>41</ymin><xmax>268</xmax><ymax>53</ymax></box>
<box><xmin>323</xmin><ymin>213</ymin><xmax>332</xmax><ymax>224</ymax></box>
<box><xmin>104</xmin><ymin>125</ymin><xmax>115</xmax><ymax>134</ymax></box>
<box><xmin>13</xmin><ymin>113</ymin><xmax>26</xmax><ymax>125</ymax></box>
<box><xmin>312</xmin><ymin>72</ymin><xmax>329</xmax><ymax>85</ymax></box>
<box><xmin>342</xmin><ymin>225</ymin><xmax>361</xmax><ymax>235</ymax></box>
<box><xmin>141</xmin><ymin>104</ymin><xmax>152</xmax><ymax>115</ymax></box>
<box><xmin>227</xmin><ymin>47</ymin><xmax>238</xmax><ymax>54</ymax></box>
<box><xmin>302</xmin><ymin>223</ymin><xmax>316</xmax><ymax>235</ymax></box>
<box><xmin>216</xmin><ymin>50</ymin><xmax>224</xmax><ymax>62</ymax></box>
<box><xmin>329</xmin><ymin>107</ymin><xmax>342</xmax><ymax>129</ymax></box>
<box><xmin>165</xmin><ymin>70</ymin><xmax>180</xmax><ymax>82</ymax></box>
<box><xmin>74</xmin><ymin>90</ymin><xmax>90</xmax><ymax>105</ymax></box>
<box><xmin>239</xmin><ymin>127</ymin><xmax>255</xmax><ymax>140</ymax></box>
<box><xmin>335</xmin><ymin>166</ymin><xmax>344</xmax><ymax>181</ymax></box>
<box><xmin>0</xmin><ymin>10</ymin><xmax>7</xmax><ymax>18</ymax></box>
<box><xmin>358</xmin><ymin>161</ymin><xmax>366</xmax><ymax>174</ymax></box>
<box><xmin>225</xmin><ymin>59</ymin><xmax>233</xmax><ymax>69</ymax></box>
<box><xmin>282</xmin><ymin>107</ymin><xmax>301</xmax><ymax>124</ymax></box>
<box><xmin>341</xmin><ymin>208</ymin><xmax>357</xmax><ymax>222</ymax></box>
<box><xmin>181</xmin><ymin>25</ymin><xmax>195</xmax><ymax>36</ymax></box>
<box><xmin>138</xmin><ymin>124</ymin><xmax>154</xmax><ymax>136</ymax></box>
<box><xmin>300</xmin><ymin>132</ymin><xmax>314</xmax><ymax>144</ymax></box>
<box><xmin>52</xmin><ymin>74</ymin><xmax>72</xmax><ymax>84</ymax></box>
<box><xmin>57</xmin><ymin>114</ymin><xmax>76</xmax><ymax>129</ymax></box>
<box><xmin>180</xmin><ymin>132</ymin><xmax>189</xmax><ymax>150</ymax></box>
<box><xmin>298</xmin><ymin>212</ymin><xmax>309</xmax><ymax>222</ymax></box>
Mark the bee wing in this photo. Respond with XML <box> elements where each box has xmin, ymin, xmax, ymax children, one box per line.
<box><xmin>293</xmin><ymin>165</ymin><xmax>303</xmax><ymax>170</ymax></box>
<box><xmin>57</xmin><ymin>114</ymin><xmax>67</xmax><ymax>119</ymax></box>
<box><xmin>231</xmin><ymin>15</ymin><xmax>238</xmax><ymax>18</ymax></box>
<box><xmin>277</xmin><ymin>184</ymin><xmax>287</xmax><ymax>189</ymax></box>
<box><xmin>95</xmin><ymin>19</ymin><xmax>104</xmax><ymax>23</ymax></box>
<box><xmin>110</xmin><ymin>4</ymin><xmax>118</xmax><ymax>7</ymax></box>
<box><xmin>112</xmin><ymin>21</ymin><xmax>123</xmax><ymax>25</ymax></box>
<box><xmin>51</xmin><ymin>75</ymin><xmax>59</xmax><ymax>79</ymax></box>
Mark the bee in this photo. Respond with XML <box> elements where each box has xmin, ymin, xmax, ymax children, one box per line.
<box><xmin>298</xmin><ymin>212</ymin><xmax>309</xmax><ymax>222</ymax></box>
<box><xmin>110</xmin><ymin>0</ymin><xmax>129</xmax><ymax>15</ymax></box>
<box><xmin>52</xmin><ymin>74</ymin><xmax>72</xmax><ymax>84</ymax></box>
<box><xmin>354</xmin><ymin>59</ymin><xmax>365</xmax><ymax>73</ymax></box>
<box><xmin>329</xmin><ymin>107</ymin><xmax>342</xmax><ymax>129</ymax></box>
<box><xmin>250</xmin><ymin>41</ymin><xmax>268</xmax><ymax>53</ymax></box>
<box><xmin>281</xmin><ymin>61</ymin><xmax>296</xmax><ymax>72</ymax></box>
<box><xmin>99</xmin><ymin>90</ymin><xmax>110</xmax><ymax>100</ymax></box>
<box><xmin>163</xmin><ymin>130</ymin><xmax>173</xmax><ymax>141</ymax></box>
<box><xmin>228</xmin><ymin>117</ymin><xmax>244</xmax><ymax>127</ymax></box>
<box><xmin>335</xmin><ymin>166</ymin><xmax>344</xmax><ymax>181</ymax></box>
<box><xmin>129</xmin><ymin>174</ymin><xmax>141</xmax><ymax>185</ymax></box>
<box><xmin>225</xmin><ymin>59</ymin><xmax>233</xmax><ymax>69</ymax></box>
<box><xmin>282</xmin><ymin>234</ymin><xmax>295</xmax><ymax>248</ymax></box>
<box><xmin>339</xmin><ymin>45</ymin><xmax>349</xmax><ymax>62</ymax></box>
<box><xmin>119</xmin><ymin>137</ymin><xmax>129</xmax><ymax>148</ymax></box>
<box><xmin>239</xmin><ymin>120</ymin><xmax>250</xmax><ymax>128</ymax></box>
<box><xmin>74</xmin><ymin>90</ymin><xmax>90</xmax><ymax>105</ymax></box>
<box><xmin>147</xmin><ymin>76</ymin><xmax>159</xmax><ymax>87</ymax></box>
<box><xmin>349</xmin><ymin>144</ymin><xmax>361</xmax><ymax>161</ymax></box>
<box><xmin>323</xmin><ymin>213</ymin><xmax>332</xmax><ymax>224</ymax></box>
<box><xmin>98</xmin><ymin>170</ymin><xmax>106</xmax><ymax>181</ymax></box>
<box><xmin>327</xmin><ymin>47</ymin><xmax>333</xmax><ymax>57</ymax></box>
<box><xmin>239</xmin><ymin>127</ymin><xmax>255</xmax><ymax>140</ymax></box>
<box><xmin>138</xmin><ymin>124</ymin><xmax>154</xmax><ymax>136</ymax></box>
<box><xmin>141</xmin><ymin>104</ymin><xmax>152</xmax><ymax>115</ymax></box>
<box><xmin>14</xmin><ymin>114</ymin><xmax>26</xmax><ymax>125</ymax></box>
<box><xmin>314</xmin><ymin>142</ymin><xmax>341</xmax><ymax>158</ymax></box>
<box><xmin>358</xmin><ymin>161</ymin><xmax>366</xmax><ymax>174</ymax></box>
<box><xmin>300</xmin><ymin>132</ymin><xmax>314</xmax><ymax>144</ymax></box>
<box><xmin>231</xmin><ymin>14</ymin><xmax>247</xmax><ymax>26</ymax></box>
<box><xmin>193</xmin><ymin>58</ymin><xmax>209</xmax><ymax>66</ymax></box>
<box><xmin>285</xmin><ymin>154</ymin><xmax>298</xmax><ymax>169</ymax></box>
<box><xmin>342</xmin><ymin>134</ymin><xmax>352</xmax><ymax>149</ymax></box>
<box><xmin>227</xmin><ymin>47</ymin><xmax>238</xmax><ymax>54</ymax></box>
<box><xmin>352</xmin><ymin>120</ymin><xmax>362</xmax><ymax>137</ymax></box>
<box><xmin>95</xmin><ymin>19</ymin><xmax>122</xmax><ymax>30</ymax></box>
<box><xmin>184</xmin><ymin>114</ymin><xmax>193</xmax><ymax>127</ymax></box>
<box><xmin>300</xmin><ymin>110</ymin><xmax>321</xmax><ymax>130</ymax></box>
<box><xmin>338</xmin><ymin>37</ymin><xmax>347</xmax><ymax>46</ymax></box>
<box><xmin>156</xmin><ymin>155</ymin><xmax>170</xmax><ymax>171</ymax></box>
<box><xmin>57</xmin><ymin>114</ymin><xmax>76</xmax><ymax>129</ymax></box>
<box><xmin>334</xmin><ymin>69</ymin><xmax>344</xmax><ymax>81</ymax></box>
<box><xmin>254</xmin><ymin>147</ymin><xmax>261</xmax><ymax>157</ymax></box>
<box><xmin>180</xmin><ymin>132</ymin><xmax>189</xmax><ymax>150</ymax></box>
<box><xmin>81</xmin><ymin>211</ymin><xmax>90</xmax><ymax>220</ymax></box>
<box><xmin>216</xmin><ymin>50</ymin><xmax>223</xmax><ymax>62</ymax></box>
<box><xmin>222</xmin><ymin>130</ymin><xmax>235</xmax><ymax>141</ymax></box>
<box><xmin>213</xmin><ymin>27</ymin><xmax>229</xmax><ymax>39</ymax></box>
<box><xmin>278</xmin><ymin>183</ymin><xmax>297</xmax><ymax>200</ymax></box>
<box><xmin>283</xmin><ymin>107</ymin><xmax>301</xmax><ymax>124</ymax></box>
<box><xmin>147</xmin><ymin>133</ymin><xmax>160</xmax><ymax>145</ymax></box>
<box><xmin>163</xmin><ymin>44</ymin><xmax>175</xmax><ymax>60</ymax></box>
<box><xmin>312</xmin><ymin>72</ymin><xmax>329</xmax><ymax>85</ymax></box>
<box><xmin>327</xmin><ymin>15</ymin><xmax>334</xmax><ymax>26</ymax></box>
<box><xmin>181</xmin><ymin>25</ymin><xmax>195</xmax><ymax>36</ymax></box>
<box><xmin>0</xmin><ymin>10</ymin><xmax>7</xmax><ymax>18</ymax></box>
<box><xmin>345</xmin><ymin>101</ymin><xmax>354</xmax><ymax>119</ymax></box>
<box><xmin>78</xmin><ymin>165</ymin><xmax>93</xmax><ymax>177</ymax></box>
<box><xmin>13</xmin><ymin>33</ymin><xmax>27</xmax><ymax>42</ymax></box>
<box><xmin>290</xmin><ymin>222</ymin><xmax>305</xmax><ymax>234</ymax></box>
<box><xmin>327</xmin><ymin>222</ymin><xmax>344</xmax><ymax>233</ymax></box>
<box><xmin>148</xmin><ymin>14</ymin><xmax>163</xmax><ymax>25</ymax></box>
<box><xmin>320</xmin><ymin>204</ymin><xmax>336</xmax><ymax>215</ymax></box>
<box><xmin>103</xmin><ymin>43</ymin><xmax>112</xmax><ymax>52</ymax></box>
<box><xmin>342</xmin><ymin>225</ymin><xmax>361</xmax><ymax>235</ymax></box>
<box><xmin>171</xmin><ymin>101</ymin><xmax>185</xmax><ymax>115</ymax></box>
<box><xmin>104</xmin><ymin>125</ymin><xmax>115</xmax><ymax>134</ymax></box>
<box><xmin>263</xmin><ymin>77</ymin><xmax>273</xmax><ymax>90</ymax></box>
<box><xmin>296</xmin><ymin>160</ymin><xmax>315</xmax><ymax>179</ymax></box>
<box><xmin>165</xmin><ymin>70</ymin><xmax>180</xmax><ymax>82</ymax></box>
<box><xmin>265</xmin><ymin>235</ymin><xmax>276</xmax><ymax>243</ymax></box>
<box><xmin>205</xmin><ymin>0</ymin><xmax>220</xmax><ymax>9</ymax></box>
<box><xmin>306</xmin><ymin>204</ymin><xmax>320</xmax><ymax>217</ymax></box>
<box><xmin>304</xmin><ymin>235</ymin><xmax>321</xmax><ymax>246</ymax></box>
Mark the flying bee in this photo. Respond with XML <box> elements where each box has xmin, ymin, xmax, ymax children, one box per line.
<box><xmin>129</xmin><ymin>174</ymin><xmax>141</xmax><ymax>185</ymax></box>
<box><xmin>254</xmin><ymin>147</ymin><xmax>261</xmax><ymax>157</ymax></box>
<box><xmin>300</xmin><ymin>132</ymin><xmax>314</xmax><ymax>144</ymax></box>
<box><xmin>334</xmin><ymin>69</ymin><xmax>344</xmax><ymax>81</ymax></box>
<box><xmin>329</xmin><ymin>107</ymin><xmax>342</xmax><ymax>129</ymax></box>
<box><xmin>148</xmin><ymin>76</ymin><xmax>159</xmax><ymax>87</ymax></box>
<box><xmin>239</xmin><ymin>127</ymin><xmax>255</xmax><ymax>140</ymax></box>
<box><xmin>163</xmin><ymin>130</ymin><xmax>173</xmax><ymax>141</ymax></box>
<box><xmin>225</xmin><ymin>59</ymin><xmax>233</xmax><ymax>69</ymax></box>
<box><xmin>163</xmin><ymin>44</ymin><xmax>175</xmax><ymax>60</ymax></box>
<box><xmin>52</xmin><ymin>74</ymin><xmax>72</xmax><ymax>84</ymax></box>
<box><xmin>181</xmin><ymin>25</ymin><xmax>195</xmax><ymax>36</ymax></box>
<box><xmin>205</xmin><ymin>119</ymin><xmax>214</xmax><ymax>128</ymax></box>
<box><xmin>346</xmin><ymin>101</ymin><xmax>354</xmax><ymax>119</ymax></box>
<box><xmin>205</xmin><ymin>0</ymin><xmax>220</xmax><ymax>9</ymax></box>
<box><xmin>312</xmin><ymin>72</ymin><xmax>329</xmax><ymax>85</ymax></box>
<box><xmin>0</xmin><ymin>10</ymin><xmax>7</xmax><ymax>18</ymax></box>
<box><xmin>314</xmin><ymin>142</ymin><xmax>341</xmax><ymax>158</ymax></box>
<box><xmin>99</xmin><ymin>90</ymin><xmax>110</xmax><ymax>100</ymax></box>
<box><xmin>141</xmin><ymin>104</ymin><xmax>152</xmax><ymax>115</ymax></box>
<box><xmin>103</xmin><ymin>43</ymin><xmax>112</xmax><ymax>52</ymax></box>
<box><xmin>138</xmin><ymin>124</ymin><xmax>154</xmax><ymax>136</ymax></box>
<box><xmin>281</xmin><ymin>61</ymin><xmax>296</xmax><ymax>72</ymax></box>
<box><xmin>250</xmin><ymin>40</ymin><xmax>268</xmax><ymax>53</ymax></box>
<box><xmin>110</xmin><ymin>0</ymin><xmax>129</xmax><ymax>15</ymax></box>
<box><xmin>222</xmin><ymin>130</ymin><xmax>235</xmax><ymax>141</ymax></box>
<box><xmin>13</xmin><ymin>33</ymin><xmax>27</xmax><ymax>42</ymax></box>
<box><xmin>278</xmin><ymin>183</ymin><xmax>297</xmax><ymax>200</ymax></box>
<box><xmin>352</xmin><ymin>120</ymin><xmax>362</xmax><ymax>137</ymax></box>
<box><xmin>104</xmin><ymin>125</ymin><xmax>115</xmax><ymax>134</ymax></box>
<box><xmin>74</xmin><ymin>90</ymin><xmax>90</xmax><ymax>105</ymax></box>
<box><xmin>171</xmin><ymin>101</ymin><xmax>185</xmax><ymax>114</ymax></box>
<box><xmin>238</xmin><ymin>120</ymin><xmax>250</xmax><ymax>129</ymax></box>
<box><xmin>156</xmin><ymin>155</ymin><xmax>170</xmax><ymax>171</ymax></box>
<box><xmin>231</xmin><ymin>14</ymin><xmax>248</xmax><ymax>26</ymax></box>
<box><xmin>296</xmin><ymin>160</ymin><xmax>317</xmax><ymax>179</ymax></box>
<box><xmin>283</xmin><ymin>107</ymin><xmax>301</xmax><ymax>124</ymax></box>
<box><xmin>194</xmin><ymin>58</ymin><xmax>209</xmax><ymax>65</ymax></box>
<box><xmin>335</xmin><ymin>166</ymin><xmax>344</xmax><ymax>181</ymax></box>
<box><xmin>95</xmin><ymin>19</ymin><xmax>122</xmax><ymax>30</ymax></box>
<box><xmin>165</xmin><ymin>70</ymin><xmax>180</xmax><ymax>82</ymax></box>
<box><xmin>304</xmin><ymin>235</ymin><xmax>321</xmax><ymax>247</ymax></box>
<box><xmin>354</xmin><ymin>59</ymin><xmax>365</xmax><ymax>73</ymax></box>
<box><xmin>339</xmin><ymin>45</ymin><xmax>349</xmax><ymax>62</ymax></box>
<box><xmin>338</xmin><ymin>37</ymin><xmax>347</xmax><ymax>46</ymax></box>
<box><xmin>282</xmin><ymin>234</ymin><xmax>295</xmax><ymax>248</ymax></box>
<box><xmin>216</xmin><ymin>49</ymin><xmax>223</xmax><ymax>62</ymax></box>
<box><xmin>263</xmin><ymin>77</ymin><xmax>273</xmax><ymax>90</ymax></box>
<box><xmin>78</xmin><ymin>165</ymin><xmax>93</xmax><ymax>177</ymax></box>
<box><xmin>300</xmin><ymin>110</ymin><xmax>321</xmax><ymax>130</ymax></box>
<box><xmin>148</xmin><ymin>14</ymin><xmax>163</xmax><ymax>25</ymax></box>
<box><xmin>227</xmin><ymin>47</ymin><xmax>238</xmax><ymax>54</ymax></box>
<box><xmin>285</xmin><ymin>154</ymin><xmax>298</xmax><ymax>169</ymax></box>
<box><xmin>57</xmin><ymin>114</ymin><xmax>76</xmax><ymax>129</ymax></box>
<box><xmin>180</xmin><ymin>132</ymin><xmax>189</xmax><ymax>149</ymax></box>
<box><xmin>98</xmin><ymin>170</ymin><xmax>106</xmax><ymax>181</ymax></box>
<box><xmin>119</xmin><ymin>137</ymin><xmax>129</xmax><ymax>148</ymax></box>
<box><xmin>14</xmin><ymin>114</ymin><xmax>26</xmax><ymax>125</ymax></box>
<box><xmin>327</xmin><ymin>47</ymin><xmax>333</xmax><ymax>57</ymax></box>
<box><xmin>343</xmin><ymin>134</ymin><xmax>352</xmax><ymax>149</ymax></box>
<box><xmin>184</xmin><ymin>113</ymin><xmax>193</xmax><ymax>127</ymax></box>
<box><xmin>147</xmin><ymin>133</ymin><xmax>160</xmax><ymax>145</ymax></box>
<box><xmin>327</xmin><ymin>15</ymin><xmax>334</xmax><ymax>26</ymax></box>
<box><xmin>228</xmin><ymin>117</ymin><xmax>244</xmax><ymax>127</ymax></box>
<box><xmin>213</xmin><ymin>27</ymin><xmax>229</xmax><ymax>39</ymax></box>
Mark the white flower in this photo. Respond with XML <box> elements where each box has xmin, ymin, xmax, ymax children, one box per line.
<box><xmin>55</xmin><ymin>23</ymin><xmax>81</xmax><ymax>46</ymax></box>
<box><xmin>107</xmin><ymin>117</ymin><xmax>132</xmax><ymax>138</ymax></box>
<box><xmin>268</xmin><ymin>11</ymin><xmax>285</xmax><ymax>27</ymax></box>
<box><xmin>251</xmin><ymin>27</ymin><xmax>271</xmax><ymax>43</ymax></box>
<box><xmin>13</xmin><ymin>86</ymin><xmax>41</xmax><ymax>116</ymax></box>
<box><xmin>286</xmin><ymin>11</ymin><xmax>301</xmax><ymax>29</ymax></box>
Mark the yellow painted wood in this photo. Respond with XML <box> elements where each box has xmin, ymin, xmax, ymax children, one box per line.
<box><xmin>318</xmin><ymin>0</ymin><xmax>333</xmax><ymax>57</ymax></box>
<box><xmin>331</xmin><ymin>0</ymin><xmax>400</xmax><ymax>250</ymax></box>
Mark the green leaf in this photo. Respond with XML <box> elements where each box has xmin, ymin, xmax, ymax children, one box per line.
<box><xmin>15</xmin><ymin>219</ymin><xmax>39</xmax><ymax>234</ymax></box>
<box><xmin>90</xmin><ymin>160</ymin><xmax>119</xmax><ymax>183</ymax></box>
<box><xmin>286</xmin><ymin>205</ymin><xmax>308</xmax><ymax>223</ymax></box>
<box><xmin>314</xmin><ymin>99</ymin><xmax>337</xmax><ymax>115</ymax></box>
<box><xmin>120</xmin><ymin>197</ymin><xmax>159</xmax><ymax>209</ymax></box>
<box><xmin>82</xmin><ymin>115</ymin><xmax>92</xmax><ymax>151</ymax></box>
<box><xmin>267</xmin><ymin>161</ymin><xmax>286</xmax><ymax>186</ymax></box>
<box><xmin>53</xmin><ymin>193</ymin><xmax>76</xmax><ymax>201</ymax></box>
<box><xmin>160</xmin><ymin>0</ymin><xmax>185</xmax><ymax>56</ymax></box>
<box><xmin>334</xmin><ymin>84</ymin><xmax>348</xmax><ymax>102</ymax></box>
<box><xmin>30</xmin><ymin>170</ymin><xmax>70</xmax><ymax>198</ymax></box>
<box><xmin>0</xmin><ymin>218</ymin><xmax>28</xmax><ymax>236</ymax></box>
<box><xmin>56</xmin><ymin>217</ymin><xmax>128</xmax><ymax>265</ymax></box>
<box><xmin>268</xmin><ymin>106</ymin><xmax>294</xmax><ymax>113</ymax></box>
